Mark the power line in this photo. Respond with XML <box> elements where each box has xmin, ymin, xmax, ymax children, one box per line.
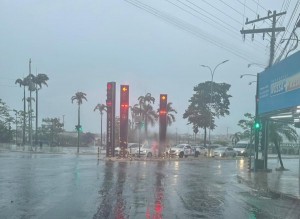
<box><xmin>275</xmin><ymin>1</ymin><xmax>300</xmax><ymax>59</ymax></box>
<box><xmin>250</xmin><ymin>0</ymin><xmax>268</xmax><ymax>13</ymax></box>
<box><xmin>124</xmin><ymin>0</ymin><xmax>264</xmax><ymax>64</ymax></box>
<box><xmin>218</xmin><ymin>0</ymin><xmax>244</xmax><ymax>17</ymax></box>
<box><xmin>187</xmin><ymin>0</ymin><xmax>243</xmax><ymax>26</ymax></box>
<box><xmin>168</xmin><ymin>0</ymin><xmax>267</xmax><ymax>52</ymax></box>
<box><xmin>241</xmin><ymin>11</ymin><xmax>286</xmax><ymax>67</ymax></box>
<box><xmin>168</xmin><ymin>0</ymin><xmax>240</xmax><ymax>32</ymax></box>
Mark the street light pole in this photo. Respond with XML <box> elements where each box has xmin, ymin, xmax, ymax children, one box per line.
<box><xmin>240</xmin><ymin>73</ymin><xmax>259</xmax><ymax>171</ymax></box>
<box><xmin>200</xmin><ymin>59</ymin><xmax>229</xmax><ymax>145</ymax></box>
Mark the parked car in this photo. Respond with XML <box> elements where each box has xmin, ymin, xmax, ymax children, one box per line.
<box><xmin>115</xmin><ymin>143</ymin><xmax>139</xmax><ymax>156</ymax></box>
<box><xmin>213</xmin><ymin>147</ymin><xmax>237</xmax><ymax>157</ymax></box>
<box><xmin>233</xmin><ymin>140</ymin><xmax>251</xmax><ymax>157</ymax></box>
<box><xmin>192</xmin><ymin>145</ymin><xmax>208</xmax><ymax>157</ymax></box>
<box><xmin>205</xmin><ymin>144</ymin><xmax>221</xmax><ymax>157</ymax></box>
<box><xmin>169</xmin><ymin>144</ymin><xmax>194</xmax><ymax>158</ymax></box>
<box><xmin>134</xmin><ymin>143</ymin><xmax>155</xmax><ymax>157</ymax></box>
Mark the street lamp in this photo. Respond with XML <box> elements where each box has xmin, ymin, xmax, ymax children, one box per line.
<box><xmin>240</xmin><ymin>74</ymin><xmax>256</xmax><ymax>78</ymax></box>
<box><xmin>248</xmin><ymin>81</ymin><xmax>257</xmax><ymax>85</ymax></box>
<box><xmin>200</xmin><ymin>59</ymin><xmax>229</xmax><ymax>145</ymax></box>
<box><xmin>240</xmin><ymin>73</ymin><xmax>260</xmax><ymax>171</ymax></box>
<box><xmin>247</xmin><ymin>63</ymin><xmax>265</xmax><ymax>68</ymax></box>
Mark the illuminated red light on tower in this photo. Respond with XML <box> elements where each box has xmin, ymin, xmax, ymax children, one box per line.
<box><xmin>160</xmin><ymin>110</ymin><xmax>167</xmax><ymax>115</ymax></box>
<box><xmin>122</xmin><ymin>86</ymin><xmax>128</xmax><ymax>92</ymax></box>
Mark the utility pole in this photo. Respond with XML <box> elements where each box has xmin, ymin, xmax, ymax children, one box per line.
<box><xmin>240</xmin><ymin>11</ymin><xmax>286</xmax><ymax>171</ymax></box>
<box><xmin>240</xmin><ymin>10</ymin><xmax>286</xmax><ymax>67</ymax></box>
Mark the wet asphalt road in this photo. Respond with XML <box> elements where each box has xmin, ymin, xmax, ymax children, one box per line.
<box><xmin>1</xmin><ymin>151</ymin><xmax>300</xmax><ymax>219</ymax></box>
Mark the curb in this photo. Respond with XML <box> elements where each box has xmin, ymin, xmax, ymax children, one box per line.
<box><xmin>237</xmin><ymin>174</ymin><xmax>300</xmax><ymax>201</ymax></box>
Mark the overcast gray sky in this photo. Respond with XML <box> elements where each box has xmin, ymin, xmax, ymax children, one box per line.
<box><xmin>1</xmin><ymin>0</ymin><xmax>299</xmax><ymax>136</ymax></box>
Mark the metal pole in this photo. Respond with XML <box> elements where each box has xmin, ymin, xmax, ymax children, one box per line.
<box><xmin>254</xmin><ymin>73</ymin><xmax>259</xmax><ymax>171</ymax></box>
<box><xmin>100</xmin><ymin>113</ymin><xmax>103</xmax><ymax>148</ymax></box>
<box><xmin>15</xmin><ymin>111</ymin><xmax>17</xmax><ymax>145</ymax></box>
<box><xmin>77</xmin><ymin>104</ymin><xmax>80</xmax><ymax>154</ymax></box>
<box><xmin>201</xmin><ymin>60</ymin><xmax>229</xmax><ymax>145</ymax></box>
<box><xmin>209</xmin><ymin>68</ymin><xmax>213</xmax><ymax>144</ymax></box>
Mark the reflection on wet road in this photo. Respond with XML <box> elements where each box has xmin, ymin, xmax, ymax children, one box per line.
<box><xmin>1</xmin><ymin>152</ymin><xmax>300</xmax><ymax>218</ymax></box>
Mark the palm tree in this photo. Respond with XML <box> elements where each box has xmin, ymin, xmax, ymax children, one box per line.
<box><xmin>94</xmin><ymin>103</ymin><xmax>107</xmax><ymax>147</ymax></box>
<box><xmin>138</xmin><ymin>93</ymin><xmax>155</xmax><ymax>106</ymax></box>
<box><xmin>268</xmin><ymin>121</ymin><xmax>298</xmax><ymax>170</ymax></box>
<box><xmin>138</xmin><ymin>93</ymin><xmax>157</xmax><ymax>138</ymax></box>
<box><xmin>166</xmin><ymin>102</ymin><xmax>177</xmax><ymax>126</ymax></box>
<box><xmin>24</xmin><ymin>74</ymin><xmax>35</xmax><ymax>146</ymax></box>
<box><xmin>71</xmin><ymin>92</ymin><xmax>87</xmax><ymax>153</ymax></box>
<box><xmin>130</xmin><ymin>104</ymin><xmax>141</xmax><ymax>129</ymax></box>
<box><xmin>32</xmin><ymin>73</ymin><xmax>49</xmax><ymax>146</ymax></box>
<box><xmin>142</xmin><ymin>104</ymin><xmax>158</xmax><ymax>138</ymax></box>
<box><xmin>15</xmin><ymin>78</ymin><xmax>28</xmax><ymax>145</ymax></box>
<box><xmin>231</xmin><ymin>132</ymin><xmax>242</xmax><ymax>145</ymax></box>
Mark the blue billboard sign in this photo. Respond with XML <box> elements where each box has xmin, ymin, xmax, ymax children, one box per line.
<box><xmin>258</xmin><ymin>51</ymin><xmax>300</xmax><ymax>115</ymax></box>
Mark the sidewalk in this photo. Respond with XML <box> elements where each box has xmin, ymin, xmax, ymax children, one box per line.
<box><xmin>238</xmin><ymin>157</ymin><xmax>300</xmax><ymax>200</ymax></box>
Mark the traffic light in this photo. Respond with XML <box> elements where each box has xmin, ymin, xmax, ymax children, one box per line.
<box><xmin>75</xmin><ymin>125</ymin><xmax>82</xmax><ymax>132</ymax></box>
<box><xmin>120</xmin><ymin>85</ymin><xmax>129</xmax><ymax>158</ymax></box>
<box><xmin>254</xmin><ymin>119</ymin><xmax>261</xmax><ymax>130</ymax></box>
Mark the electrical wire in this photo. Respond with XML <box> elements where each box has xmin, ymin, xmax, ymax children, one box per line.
<box><xmin>123</xmin><ymin>0</ymin><xmax>264</xmax><ymax>64</ymax></box>
<box><xmin>188</xmin><ymin>0</ymin><xmax>243</xmax><ymax>26</ymax></box>
<box><xmin>172</xmin><ymin>0</ymin><xmax>267</xmax><ymax>52</ymax></box>
<box><xmin>275</xmin><ymin>1</ymin><xmax>300</xmax><ymax>60</ymax></box>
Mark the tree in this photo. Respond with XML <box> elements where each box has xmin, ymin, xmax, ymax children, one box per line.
<box><xmin>130</xmin><ymin>104</ymin><xmax>140</xmax><ymax>130</ymax></box>
<box><xmin>40</xmin><ymin>117</ymin><xmax>63</xmax><ymax>146</ymax></box>
<box><xmin>268</xmin><ymin>121</ymin><xmax>298</xmax><ymax>170</ymax></box>
<box><xmin>236</xmin><ymin>113</ymin><xmax>298</xmax><ymax>170</ymax></box>
<box><xmin>71</xmin><ymin>92</ymin><xmax>87</xmax><ymax>153</ymax></box>
<box><xmin>24</xmin><ymin>74</ymin><xmax>35</xmax><ymax>146</ymax></box>
<box><xmin>0</xmin><ymin>99</ymin><xmax>13</xmax><ymax>142</ymax></box>
<box><xmin>15</xmin><ymin>78</ymin><xmax>28</xmax><ymax>145</ymax></box>
<box><xmin>236</xmin><ymin>113</ymin><xmax>255</xmax><ymax>143</ymax></box>
<box><xmin>166</xmin><ymin>102</ymin><xmax>177</xmax><ymax>126</ymax></box>
<box><xmin>231</xmin><ymin>132</ymin><xmax>242</xmax><ymax>145</ymax></box>
<box><xmin>138</xmin><ymin>93</ymin><xmax>158</xmax><ymax>138</ymax></box>
<box><xmin>81</xmin><ymin>132</ymin><xmax>96</xmax><ymax>146</ymax></box>
<box><xmin>26</xmin><ymin>96</ymin><xmax>35</xmax><ymax>147</ymax></box>
<box><xmin>32</xmin><ymin>73</ymin><xmax>49</xmax><ymax>146</ymax></box>
<box><xmin>94</xmin><ymin>103</ymin><xmax>107</xmax><ymax>147</ymax></box>
<box><xmin>183</xmin><ymin>81</ymin><xmax>231</xmax><ymax>146</ymax></box>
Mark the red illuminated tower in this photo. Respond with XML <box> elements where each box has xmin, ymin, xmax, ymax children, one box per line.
<box><xmin>120</xmin><ymin>85</ymin><xmax>129</xmax><ymax>158</ymax></box>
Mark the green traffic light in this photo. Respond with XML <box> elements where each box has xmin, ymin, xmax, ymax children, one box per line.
<box><xmin>254</xmin><ymin>122</ymin><xmax>261</xmax><ymax>129</ymax></box>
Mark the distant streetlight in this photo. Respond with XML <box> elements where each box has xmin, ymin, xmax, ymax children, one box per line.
<box><xmin>240</xmin><ymin>72</ymin><xmax>260</xmax><ymax>171</ymax></box>
<box><xmin>200</xmin><ymin>59</ymin><xmax>229</xmax><ymax>144</ymax></box>
<box><xmin>247</xmin><ymin>63</ymin><xmax>265</xmax><ymax>68</ymax></box>
<box><xmin>248</xmin><ymin>81</ymin><xmax>257</xmax><ymax>85</ymax></box>
<box><xmin>240</xmin><ymin>74</ymin><xmax>256</xmax><ymax>78</ymax></box>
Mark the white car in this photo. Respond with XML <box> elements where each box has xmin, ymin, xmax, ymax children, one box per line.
<box><xmin>169</xmin><ymin>144</ymin><xmax>194</xmax><ymax>158</ymax></box>
<box><xmin>213</xmin><ymin>147</ymin><xmax>237</xmax><ymax>157</ymax></box>
<box><xmin>134</xmin><ymin>143</ymin><xmax>154</xmax><ymax>157</ymax></box>
<box><xmin>192</xmin><ymin>145</ymin><xmax>208</xmax><ymax>157</ymax></box>
<box><xmin>233</xmin><ymin>140</ymin><xmax>251</xmax><ymax>156</ymax></box>
<box><xmin>114</xmin><ymin>143</ymin><xmax>139</xmax><ymax>156</ymax></box>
